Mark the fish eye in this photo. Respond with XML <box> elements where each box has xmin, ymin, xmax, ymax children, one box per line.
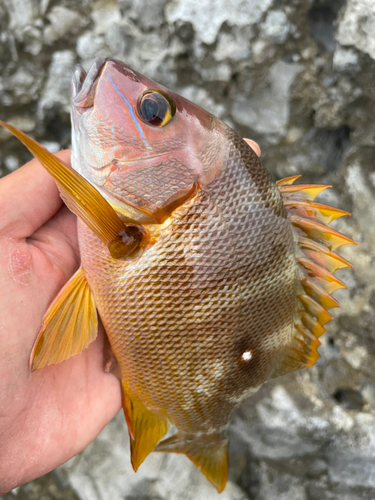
<box><xmin>138</xmin><ymin>90</ymin><xmax>176</xmax><ymax>127</ymax></box>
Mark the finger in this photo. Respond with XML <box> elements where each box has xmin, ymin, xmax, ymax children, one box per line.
<box><xmin>28</xmin><ymin>205</ymin><xmax>80</xmax><ymax>279</ymax></box>
<box><xmin>243</xmin><ymin>138</ymin><xmax>261</xmax><ymax>157</ymax></box>
<box><xmin>0</xmin><ymin>150</ymin><xmax>71</xmax><ymax>239</ymax></box>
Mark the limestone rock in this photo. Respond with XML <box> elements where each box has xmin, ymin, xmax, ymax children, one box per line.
<box><xmin>336</xmin><ymin>0</ymin><xmax>375</xmax><ymax>61</ymax></box>
<box><xmin>232</xmin><ymin>61</ymin><xmax>304</xmax><ymax>142</ymax></box>
<box><xmin>165</xmin><ymin>0</ymin><xmax>273</xmax><ymax>45</ymax></box>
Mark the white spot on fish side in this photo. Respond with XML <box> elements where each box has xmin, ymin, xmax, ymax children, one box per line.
<box><xmin>195</xmin><ymin>373</ymin><xmax>214</xmax><ymax>396</ymax></box>
<box><xmin>242</xmin><ymin>350</ymin><xmax>252</xmax><ymax>361</ymax></box>
<box><xmin>194</xmin><ymin>359</ymin><xmax>226</xmax><ymax>397</ymax></box>
<box><xmin>228</xmin><ymin>384</ymin><xmax>262</xmax><ymax>404</ymax></box>
<box><xmin>212</xmin><ymin>360</ymin><xmax>225</xmax><ymax>379</ymax></box>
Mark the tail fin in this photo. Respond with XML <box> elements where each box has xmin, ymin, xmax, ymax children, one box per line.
<box><xmin>156</xmin><ymin>431</ymin><xmax>228</xmax><ymax>493</ymax></box>
<box><xmin>273</xmin><ymin>176</ymin><xmax>355</xmax><ymax>377</ymax></box>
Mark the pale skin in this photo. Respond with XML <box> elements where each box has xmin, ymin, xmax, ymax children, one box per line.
<box><xmin>0</xmin><ymin>151</ymin><xmax>122</xmax><ymax>495</ymax></box>
<box><xmin>0</xmin><ymin>142</ymin><xmax>261</xmax><ymax>494</ymax></box>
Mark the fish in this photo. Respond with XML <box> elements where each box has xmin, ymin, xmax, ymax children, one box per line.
<box><xmin>0</xmin><ymin>57</ymin><xmax>355</xmax><ymax>493</ymax></box>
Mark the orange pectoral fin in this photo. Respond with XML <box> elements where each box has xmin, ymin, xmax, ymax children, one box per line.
<box><xmin>31</xmin><ymin>268</ymin><xmax>98</xmax><ymax>371</ymax></box>
<box><xmin>122</xmin><ymin>383</ymin><xmax>169</xmax><ymax>471</ymax></box>
<box><xmin>156</xmin><ymin>432</ymin><xmax>229</xmax><ymax>493</ymax></box>
<box><xmin>0</xmin><ymin>120</ymin><xmax>142</xmax><ymax>260</ymax></box>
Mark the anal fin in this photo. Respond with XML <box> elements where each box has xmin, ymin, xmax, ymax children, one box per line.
<box><xmin>155</xmin><ymin>431</ymin><xmax>229</xmax><ymax>493</ymax></box>
<box><xmin>122</xmin><ymin>383</ymin><xmax>169</xmax><ymax>471</ymax></box>
<box><xmin>31</xmin><ymin>268</ymin><xmax>98</xmax><ymax>371</ymax></box>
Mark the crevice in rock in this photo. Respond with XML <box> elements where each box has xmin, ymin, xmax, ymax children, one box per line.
<box><xmin>308</xmin><ymin>0</ymin><xmax>346</xmax><ymax>52</ymax></box>
<box><xmin>333</xmin><ymin>388</ymin><xmax>364</xmax><ymax>411</ymax></box>
<box><xmin>315</xmin><ymin>125</ymin><xmax>351</xmax><ymax>172</ymax></box>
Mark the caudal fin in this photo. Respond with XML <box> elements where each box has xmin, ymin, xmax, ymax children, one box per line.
<box><xmin>273</xmin><ymin>176</ymin><xmax>355</xmax><ymax>377</ymax></box>
<box><xmin>156</xmin><ymin>432</ymin><xmax>228</xmax><ymax>493</ymax></box>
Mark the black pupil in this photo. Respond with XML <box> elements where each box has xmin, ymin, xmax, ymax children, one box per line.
<box><xmin>141</xmin><ymin>98</ymin><xmax>159</xmax><ymax>120</ymax></box>
<box><xmin>139</xmin><ymin>92</ymin><xmax>171</xmax><ymax>126</ymax></box>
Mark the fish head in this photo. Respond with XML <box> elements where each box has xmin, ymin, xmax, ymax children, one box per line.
<box><xmin>71</xmin><ymin>58</ymin><xmax>227</xmax><ymax>223</ymax></box>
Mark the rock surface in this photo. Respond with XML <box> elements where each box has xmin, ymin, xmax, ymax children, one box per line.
<box><xmin>1</xmin><ymin>0</ymin><xmax>375</xmax><ymax>499</ymax></box>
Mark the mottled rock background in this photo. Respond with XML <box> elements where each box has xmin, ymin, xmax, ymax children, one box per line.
<box><xmin>1</xmin><ymin>0</ymin><xmax>375</xmax><ymax>498</ymax></box>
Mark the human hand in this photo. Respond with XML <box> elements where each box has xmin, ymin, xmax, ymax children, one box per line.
<box><xmin>0</xmin><ymin>152</ymin><xmax>122</xmax><ymax>494</ymax></box>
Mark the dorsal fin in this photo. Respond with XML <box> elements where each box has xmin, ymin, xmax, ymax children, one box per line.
<box><xmin>273</xmin><ymin>176</ymin><xmax>355</xmax><ymax>378</ymax></box>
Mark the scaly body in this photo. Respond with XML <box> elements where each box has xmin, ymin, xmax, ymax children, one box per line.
<box><xmin>79</xmin><ymin>127</ymin><xmax>296</xmax><ymax>437</ymax></box>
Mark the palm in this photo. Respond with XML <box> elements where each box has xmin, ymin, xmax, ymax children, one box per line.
<box><xmin>0</xmin><ymin>153</ymin><xmax>121</xmax><ymax>494</ymax></box>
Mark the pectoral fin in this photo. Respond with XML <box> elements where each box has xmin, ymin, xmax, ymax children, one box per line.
<box><xmin>122</xmin><ymin>383</ymin><xmax>169</xmax><ymax>471</ymax></box>
<box><xmin>31</xmin><ymin>268</ymin><xmax>98</xmax><ymax>371</ymax></box>
<box><xmin>0</xmin><ymin>120</ymin><xmax>142</xmax><ymax>259</ymax></box>
<box><xmin>156</xmin><ymin>432</ymin><xmax>229</xmax><ymax>493</ymax></box>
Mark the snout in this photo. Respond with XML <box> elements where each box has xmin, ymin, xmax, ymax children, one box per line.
<box><xmin>71</xmin><ymin>58</ymin><xmax>106</xmax><ymax>108</ymax></box>
<box><xmin>71</xmin><ymin>58</ymin><xmax>140</xmax><ymax>109</ymax></box>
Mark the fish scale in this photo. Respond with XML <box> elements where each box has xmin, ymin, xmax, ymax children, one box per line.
<box><xmin>78</xmin><ymin>128</ymin><xmax>297</xmax><ymax>438</ymax></box>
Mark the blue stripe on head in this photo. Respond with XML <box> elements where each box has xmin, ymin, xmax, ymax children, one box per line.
<box><xmin>107</xmin><ymin>72</ymin><xmax>152</xmax><ymax>151</ymax></box>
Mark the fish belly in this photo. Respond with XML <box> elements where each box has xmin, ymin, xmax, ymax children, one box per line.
<box><xmin>78</xmin><ymin>131</ymin><xmax>298</xmax><ymax>435</ymax></box>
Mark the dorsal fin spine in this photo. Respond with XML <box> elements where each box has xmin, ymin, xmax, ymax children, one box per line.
<box><xmin>278</xmin><ymin>184</ymin><xmax>331</xmax><ymax>200</ymax></box>
<box><xmin>301</xmin><ymin>312</ymin><xmax>326</xmax><ymax>338</ymax></box>
<box><xmin>272</xmin><ymin>175</ymin><xmax>354</xmax><ymax>377</ymax></box>
<box><xmin>290</xmin><ymin>215</ymin><xmax>355</xmax><ymax>250</ymax></box>
<box><xmin>301</xmin><ymin>278</ymin><xmax>340</xmax><ymax>310</ymax></box>
<box><xmin>298</xmin><ymin>237</ymin><xmax>353</xmax><ymax>273</ymax></box>
<box><xmin>298</xmin><ymin>257</ymin><xmax>347</xmax><ymax>293</ymax></box>
<box><xmin>299</xmin><ymin>294</ymin><xmax>333</xmax><ymax>326</ymax></box>
<box><xmin>276</xmin><ymin>174</ymin><xmax>302</xmax><ymax>186</ymax></box>
<box><xmin>283</xmin><ymin>199</ymin><xmax>350</xmax><ymax>224</ymax></box>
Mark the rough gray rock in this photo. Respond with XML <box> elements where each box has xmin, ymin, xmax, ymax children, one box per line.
<box><xmin>260</xmin><ymin>9</ymin><xmax>290</xmax><ymax>44</ymax></box>
<box><xmin>337</xmin><ymin>0</ymin><xmax>375</xmax><ymax>60</ymax></box>
<box><xmin>38</xmin><ymin>50</ymin><xmax>75</xmax><ymax>118</ymax></box>
<box><xmin>165</xmin><ymin>0</ymin><xmax>273</xmax><ymax>44</ymax></box>
<box><xmin>1</xmin><ymin>0</ymin><xmax>375</xmax><ymax>499</ymax></box>
<box><xmin>232</xmin><ymin>60</ymin><xmax>304</xmax><ymax>142</ymax></box>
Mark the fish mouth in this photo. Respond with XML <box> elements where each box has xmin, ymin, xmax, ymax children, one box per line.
<box><xmin>71</xmin><ymin>58</ymin><xmax>106</xmax><ymax>108</ymax></box>
<box><xmin>71</xmin><ymin>58</ymin><xmax>140</xmax><ymax>108</ymax></box>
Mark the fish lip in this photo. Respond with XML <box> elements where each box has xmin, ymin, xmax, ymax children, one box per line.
<box><xmin>71</xmin><ymin>58</ymin><xmax>141</xmax><ymax>108</ymax></box>
<box><xmin>71</xmin><ymin>64</ymin><xmax>87</xmax><ymax>98</ymax></box>
<box><xmin>72</xmin><ymin>57</ymin><xmax>107</xmax><ymax>108</ymax></box>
